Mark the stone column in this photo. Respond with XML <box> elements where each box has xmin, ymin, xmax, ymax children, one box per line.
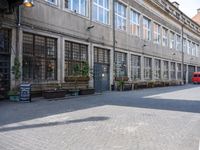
<box><xmin>60</xmin><ymin>37</ymin><xmax>65</xmax><ymax>83</ymax></box>
<box><xmin>88</xmin><ymin>43</ymin><xmax>94</xmax><ymax>88</ymax></box>
<box><xmin>10</xmin><ymin>28</ymin><xmax>17</xmax><ymax>89</ymax></box>
<box><xmin>110</xmin><ymin>48</ymin><xmax>114</xmax><ymax>89</ymax></box>
<box><xmin>16</xmin><ymin>27</ymin><xmax>23</xmax><ymax>85</ymax></box>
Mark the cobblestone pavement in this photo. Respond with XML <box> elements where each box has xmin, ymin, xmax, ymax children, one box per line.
<box><xmin>0</xmin><ymin>84</ymin><xmax>200</xmax><ymax>150</ymax></box>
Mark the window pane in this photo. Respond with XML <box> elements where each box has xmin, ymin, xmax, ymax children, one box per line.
<box><xmin>115</xmin><ymin>2</ymin><xmax>126</xmax><ymax>30</ymax></box>
<box><xmin>115</xmin><ymin>51</ymin><xmax>127</xmax><ymax>77</ymax></box>
<box><xmin>23</xmin><ymin>33</ymin><xmax>57</xmax><ymax>81</ymax></box>
<box><xmin>93</xmin><ymin>0</ymin><xmax>109</xmax><ymax>24</ymax></box>
<box><xmin>65</xmin><ymin>41</ymin><xmax>88</xmax><ymax>77</ymax></box>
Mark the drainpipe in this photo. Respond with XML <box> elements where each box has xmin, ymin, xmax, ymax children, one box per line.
<box><xmin>181</xmin><ymin>24</ymin><xmax>184</xmax><ymax>84</ymax></box>
<box><xmin>112</xmin><ymin>0</ymin><xmax>116</xmax><ymax>83</ymax></box>
<box><xmin>16</xmin><ymin>6</ymin><xmax>21</xmax><ymax>57</ymax></box>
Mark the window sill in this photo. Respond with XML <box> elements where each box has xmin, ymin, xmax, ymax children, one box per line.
<box><xmin>63</xmin><ymin>8</ymin><xmax>89</xmax><ymax>20</ymax></box>
<box><xmin>92</xmin><ymin>20</ymin><xmax>111</xmax><ymax>29</ymax></box>
<box><xmin>45</xmin><ymin>1</ymin><xmax>58</xmax><ymax>7</ymax></box>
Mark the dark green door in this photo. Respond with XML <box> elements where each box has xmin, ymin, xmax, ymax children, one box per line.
<box><xmin>94</xmin><ymin>47</ymin><xmax>110</xmax><ymax>93</ymax></box>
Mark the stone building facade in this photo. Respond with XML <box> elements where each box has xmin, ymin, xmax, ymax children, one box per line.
<box><xmin>0</xmin><ymin>0</ymin><xmax>200</xmax><ymax>96</ymax></box>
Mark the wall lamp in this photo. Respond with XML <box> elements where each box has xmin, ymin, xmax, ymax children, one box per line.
<box><xmin>143</xmin><ymin>44</ymin><xmax>147</xmax><ymax>47</ymax></box>
<box><xmin>23</xmin><ymin>0</ymin><xmax>34</xmax><ymax>7</ymax></box>
<box><xmin>87</xmin><ymin>25</ymin><xmax>94</xmax><ymax>31</ymax></box>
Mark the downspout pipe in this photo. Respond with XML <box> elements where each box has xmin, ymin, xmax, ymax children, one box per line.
<box><xmin>112</xmin><ymin>0</ymin><xmax>116</xmax><ymax>82</ymax></box>
<box><xmin>181</xmin><ymin>24</ymin><xmax>184</xmax><ymax>84</ymax></box>
<box><xmin>16</xmin><ymin>5</ymin><xmax>21</xmax><ymax>57</ymax></box>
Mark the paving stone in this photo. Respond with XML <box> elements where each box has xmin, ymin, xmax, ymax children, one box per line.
<box><xmin>0</xmin><ymin>84</ymin><xmax>199</xmax><ymax>150</ymax></box>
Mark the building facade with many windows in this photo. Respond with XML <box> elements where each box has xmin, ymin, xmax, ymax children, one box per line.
<box><xmin>1</xmin><ymin>0</ymin><xmax>200</xmax><ymax>95</ymax></box>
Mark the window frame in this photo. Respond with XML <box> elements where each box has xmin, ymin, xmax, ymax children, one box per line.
<box><xmin>154</xmin><ymin>59</ymin><xmax>161</xmax><ymax>80</ymax></box>
<box><xmin>170</xmin><ymin>62</ymin><xmax>176</xmax><ymax>80</ymax></box>
<box><xmin>46</xmin><ymin>0</ymin><xmax>57</xmax><ymax>5</ymax></box>
<box><xmin>177</xmin><ymin>63</ymin><xmax>181</xmax><ymax>79</ymax></box>
<box><xmin>23</xmin><ymin>32</ymin><xmax>58</xmax><ymax>82</ymax></box>
<box><xmin>93</xmin><ymin>0</ymin><xmax>110</xmax><ymax>25</ymax></box>
<box><xmin>144</xmin><ymin>57</ymin><xmax>152</xmax><ymax>80</ymax></box>
<box><xmin>176</xmin><ymin>34</ymin><xmax>181</xmax><ymax>51</ymax></box>
<box><xmin>114</xmin><ymin>51</ymin><xmax>127</xmax><ymax>77</ymax></box>
<box><xmin>143</xmin><ymin>17</ymin><xmax>151</xmax><ymax>41</ymax></box>
<box><xmin>64</xmin><ymin>40</ymin><xmax>88</xmax><ymax>77</ymax></box>
<box><xmin>162</xmin><ymin>27</ymin><xmax>168</xmax><ymax>47</ymax></box>
<box><xmin>115</xmin><ymin>1</ymin><xmax>127</xmax><ymax>31</ymax></box>
<box><xmin>169</xmin><ymin>31</ymin><xmax>175</xmax><ymax>49</ymax></box>
<box><xmin>153</xmin><ymin>23</ymin><xmax>161</xmax><ymax>44</ymax></box>
<box><xmin>131</xmin><ymin>54</ymin><xmax>141</xmax><ymax>80</ymax></box>
<box><xmin>130</xmin><ymin>9</ymin><xmax>140</xmax><ymax>37</ymax></box>
<box><xmin>163</xmin><ymin>60</ymin><xmax>169</xmax><ymax>80</ymax></box>
<box><xmin>64</xmin><ymin>0</ymin><xmax>89</xmax><ymax>17</ymax></box>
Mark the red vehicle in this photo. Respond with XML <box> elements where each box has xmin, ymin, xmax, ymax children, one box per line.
<box><xmin>192</xmin><ymin>72</ymin><xmax>200</xmax><ymax>84</ymax></box>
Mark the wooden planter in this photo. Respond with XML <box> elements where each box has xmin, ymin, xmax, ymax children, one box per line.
<box><xmin>65</xmin><ymin>76</ymin><xmax>90</xmax><ymax>82</ymax></box>
<box><xmin>115</xmin><ymin>77</ymin><xmax>129</xmax><ymax>81</ymax></box>
<box><xmin>9</xmin><ymin>95</ymin><xmax>19</xmax><ymax>102</ymax></box>
<box><xmin>43</xmin><ymin>90</ymin><xmax>66</xmax><ymax>99</ymax></box>
<box><xmin>116</xmin><ymin>84</ymin><xmax>132</xmax><ymax>91</ymax></box>
<box><xmin>134</xmin><ymin>82</ymin><xmax>148</xmax><ymax>89</ymax></box>
<box><xmin>68</xmin><ymin>89</ymin><xmax>80</xmax><ymax>96</ymax></box>
<box><xmin>79</xmin><ymin>88</ymin><xmax>95</xmax><ymax>95</ymax></box>
<box><xmin>147</xmin><ymin>82</ymin><xmax>155</xmax><ymax>88</ymax></box>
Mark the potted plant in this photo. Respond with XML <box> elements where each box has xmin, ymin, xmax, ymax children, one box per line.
<box><xmin>65</xmin><ymin>62</ymin><xmax>90</xmax><ymax>82</ymax></box>
<box><xmin>8</xmin><ymin>57</ymin><xmax>21</xmax><ymax>101</ymax></box>
<box><xmin>68</xmin><ymin>64</ymin><xmax>81</xmax><ymax>96</ymax></box>
<box><xmin>79</xmin><ymin>62</ymin><xmax>95</xmax><ymax>95</ymax></box>
<box><xmin>117</xmin><ymin>80</ymin><xmax>125</xmax><ymax>91</ymax></box>
<box><xmin>147</xmin><ymin>81</ymin><xmax>155</xmax><ymax>88</ymax></box>
<box><xmin>8</xmin><ymin>88</ymin><xmax>19</xmax><ymax>101</ymax></box>
<box><xmin>115</xmin><ymin>76</ymin><xmax>129</xmax><ymax>81</ymax></box>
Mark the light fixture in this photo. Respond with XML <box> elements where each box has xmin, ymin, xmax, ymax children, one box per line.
<box><xmin>23</xmin><ymin>0</ymin><xmax>34</xmax><ymax>7</ymax></box>
<box><xmin>87</xmin><ymin>25</ymin><xmax>94</xmax><ymax>31</ymax></box>
<box><xmin>143</xmin><ymin>44</ymin><xmax>147</xmax><ymax>47</ymax></box>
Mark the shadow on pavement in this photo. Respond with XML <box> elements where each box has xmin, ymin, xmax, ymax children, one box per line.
<box><xmin>0</xmin><ymin>116</ymin><xmax>109</xmax><ymax>132</ymax></box>
<box><xmin>0</xmin><ymin>84</ymin><xmax>199</xmax><ymax>127</ymax></box>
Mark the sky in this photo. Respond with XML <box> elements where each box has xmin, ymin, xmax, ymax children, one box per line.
<box><xmin>169</xmin><ymin>0</ymin><xmax>200</xmax><ymax>18</ymax></box>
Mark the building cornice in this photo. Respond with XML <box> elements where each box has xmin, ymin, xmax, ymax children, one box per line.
<box><xmin>147</xmin><ymin>0</ymin><xmax>200</xmax><ymax>36</ymax></box>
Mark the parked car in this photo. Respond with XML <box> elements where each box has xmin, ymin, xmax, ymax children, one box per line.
<box><xmin>192</xmin><ymin>72</ymin><xmax>200</xmax><ymax>84</ymax></box>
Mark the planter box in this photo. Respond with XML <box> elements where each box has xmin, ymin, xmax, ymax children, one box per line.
<box><xmin>43</xmin><ymin>90</ymin><xmax>66</xmax><ymax>99</ymax></box>
<box><xmin>115</xmin><ymin>77</ymin><xmax>129</xmax><ymax>81</ymax></box>
<box><xmin>69</xmin><ymin>89</ymin><xmax>80</xmax><ymax>96</ymax></box>
<box><xmin>65</xmin><ymin>76</ymin><xmax>90</xmax><ymax>82</ymax></box>
<box><xmin>134</xmin><ymin>82</ymin><xmax>148</xmax><ymax>89</ymax></box>
<box><xmin>9</xmin><ymin>95</ymin><xmax>19</xmax><ymax>102</ymax></box>
<box><xmin>147</xmin><ymin>82</ymin><xmax>155</xmax><ymax>88</ymax></box>
<box><xmin>79</xmin><ymin>88</ymin><xmax>95</xmax><ymax>95</ymax></box>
